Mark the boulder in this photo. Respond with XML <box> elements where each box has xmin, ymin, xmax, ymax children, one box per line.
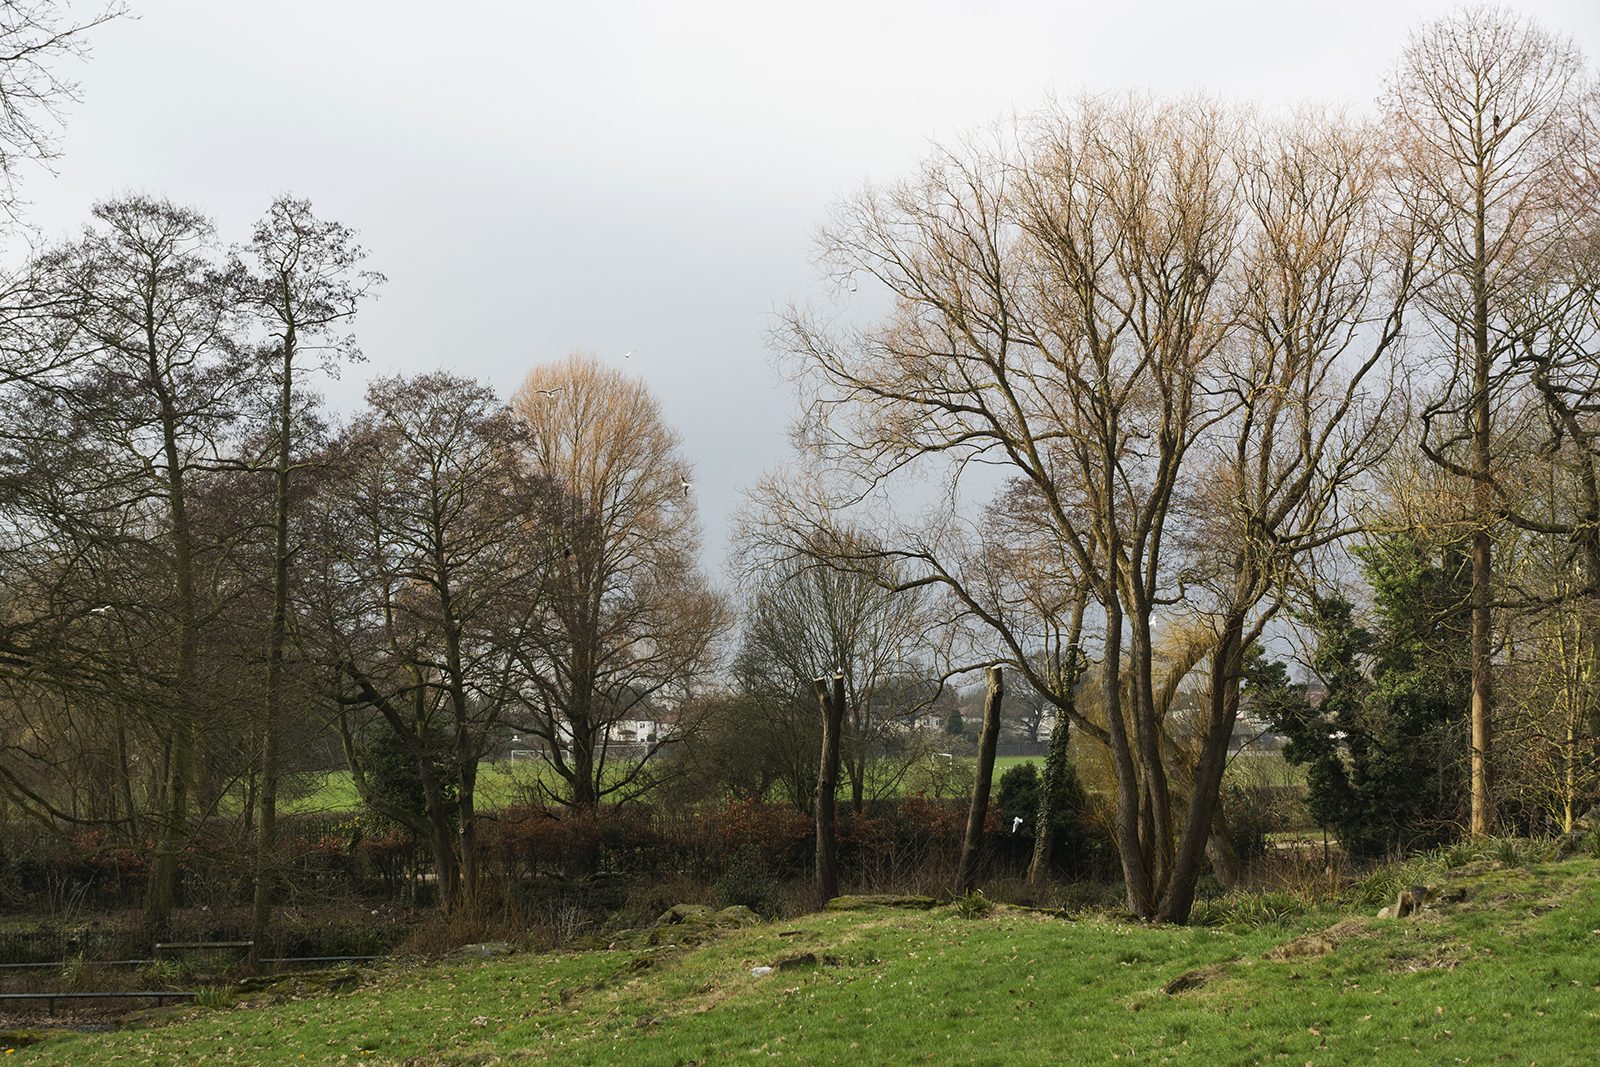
<box><xmin>646</xmin><ymin>903</ymin><xmax>763</xmax><ymax>946</ymax></box>
<box><xmin>233</xmin><ymin>967</ymin><xmax>361</xmax><ymax>997</ymax></box>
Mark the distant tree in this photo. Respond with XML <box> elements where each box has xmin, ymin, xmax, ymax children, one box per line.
<box><xmin>1005</xmin><ymin>661</ymin><xmax>1054</xmax><ymax>745</ymax></box>
<box><xmin>507</xmin><ymin>353</ymin><xmax>729</xmax><ymax>810</ymax></box>
<box><xmin>998</xmin><ymin>754</ymin><xmax>1092</xmax><ymax>877</ymax></box>
<box><xmin>730</xmin><ymin>528</ymin><xmax>937</xmax><ymax>814</ymax></box>
<box><xmin>943</xmin><ymin>708</ymin><xmax>964</xmax><ymax>738</ymax></box>
<box><xmin>310</xmin><ymin>372</ymin><xmax>552</xmax><ymax>915</ymax></box>
<box><xmin>995</xmin><ymin>762</ymin><xmax>1039</xmax><ymax>834</ymax></box>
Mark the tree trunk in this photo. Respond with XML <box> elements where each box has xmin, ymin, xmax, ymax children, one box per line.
<box><xmin>1030</xmin><ymin>595</ymin><xmax>1087</xmax><ymax>885</ymax></box>
<box><xmin>1158</xmin><ymin>614</ymin><xmax>1246</xmax><ymax>923</ymax></box>
<box><xmin>1205</xmin><ymin>807</ymin><xmax>1243</xmax><ymax>891</ymax></box>
<box><xmin>252</xmin><ymin>334</ymin><xmax>296</xmax><ymax>962</ymax></box>
<box><xmin>1029</xmin><ymin>706</ymin><xmax>1070</xmax><ymax>884</ymax></box>
<box><xmin>144</xmin><ymin>384</ymin><xmax>200</xmax><ymax>933</ymax></box>
<box><xmin>1101</xmin><ymin>595</ymin><xmax>1153</xmax><ymax>917</ymax></box>
<box><xmin>1468</xmin><ymin>162</ymin><xmax>1496</xmax><ymax>839</ymax></box>
<box><xmin>956</xmin><ymin>667</ymin><xmax>1004</xmax><ymax>895</ymax></box>
<box><xmin>814</xmin><ymin>674</ymin><xmax>844</xmax><ymax>905</ymax></box>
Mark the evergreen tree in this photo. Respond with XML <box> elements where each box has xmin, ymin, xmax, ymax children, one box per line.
<box><xmin>1268</xmin><ymin>536</ymin><xmax>1471</xmax><ymax>857</ymax></box>
<box><xmin>944</xmin><ymin>708</ymin><xmax>965</xmax><ymax>737</ymax></box>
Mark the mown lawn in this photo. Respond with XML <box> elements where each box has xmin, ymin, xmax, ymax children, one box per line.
<box><xmin>23</xmin><ymin>850</ymin><xmax>1600</xmax><ymax>1065</ymax></box>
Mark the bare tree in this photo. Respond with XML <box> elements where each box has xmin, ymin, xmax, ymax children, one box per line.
<box><xmin>0</xmin><ymin>1</ymin><xmax>124</xmax><ymax>220</ymax></box>
<box><xmin>507</xmin><ymin>352</ymin><xmax>729</xmax><ymax>810</ymax></box>
<box><xmin>731</xmin><ymin>526</ymin><xmax>937</xmax><ymax>813</ymax></box>
<box><xmin>242</xmin><ymin>195</ymin><xmax>381</xmax><ymax>950</ymax></box>
<box><xmin>1150</xmin><ymin>108</ymin><xmax>1414</xmax><ymax>916</ymax></box>
<box><xmin>311</xmin><ymin>372</ymin><xmax>551</xmax><ymax>916</ymax></box>
<box><xmin>20</xmin><ymin>196</ymin><xmax>249</xmax><ymax>928</ymax></box>
<box><xmin>1385</xmin><ymin>3</ymin><xmax>1597</xmax><ymax>836</ymax></box>
<box><xmin>776</xmin><ymin>95</ymin><xmax>1409</xmax><ymax>922</ymax></box>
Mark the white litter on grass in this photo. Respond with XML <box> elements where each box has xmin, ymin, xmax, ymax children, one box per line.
<box><xmin>751</xmin><ymin>966</ymin><xmax>773</xmax><ymax>977</ymax></box>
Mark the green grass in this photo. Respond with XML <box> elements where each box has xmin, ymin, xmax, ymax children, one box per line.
<box><xmin>21</xmin><ymin>850</ymin><xmax>1600</xmax><ymax>1065</ymax></box>
<box><xmin>992</xmin><ymin>755</ymin><xmax>1040</xmax><ymax>775</ymax></box>
<box><xmin>274</xmin><ymin>763</ymin><xmax>547</xmax><ymax>816</ymax></box>
<box><xmin>286</xmin><ymin>758</ymin><xmax>1053</xmax><ymax>815</ymax></box>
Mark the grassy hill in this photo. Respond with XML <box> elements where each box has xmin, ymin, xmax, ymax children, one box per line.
<box><xmin>17</xmin><ymin>843</ymin><xmax>1600</xmax><ymax>1065</ymax></box>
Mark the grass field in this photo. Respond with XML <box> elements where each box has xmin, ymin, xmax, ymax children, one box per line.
<box><xmin>275</xmin><ymin>763</ymin><xmax>545</xmax><ymax>816</ymax></box>
<box><xmin>277</xmin><ymin>751</ymin><xmax>1301</xmax><ymax>816</ymax></box>
<box><xmin>22</xmin><ymin>843</ymin><xmax>1600</xmax><ymax>1065</ymax></box>
<box><xmin>280</xmin><ymin>759</ymin><xmax>1041</xmax><ymax>816</ymax></box>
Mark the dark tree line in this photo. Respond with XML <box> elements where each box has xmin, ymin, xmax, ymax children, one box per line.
<box><xmin>0</xmin><ymin>196</ymin><xmax>727</xmax><ymax>928</ymax></box>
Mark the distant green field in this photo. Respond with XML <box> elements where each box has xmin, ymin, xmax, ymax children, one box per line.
<box><xmin>277</xmin><ymin>751</ymin><xmax>1296</xmax><ymax>816</ymax></box>
<box><xmin>280</xmin><ymin>754</ymin><xmax>1059</xmax><ymax>816</ymax></box>
<box><xmin>277</xmin><ymin>762</ymin><xmax>547</xmax><ymax>816</ymax></box>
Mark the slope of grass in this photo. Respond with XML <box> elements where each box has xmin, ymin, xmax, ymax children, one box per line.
<box><xmin>20</xmin><ymin>850</ymin><xmax>1600</xmax><ymax>1066</ymax></box>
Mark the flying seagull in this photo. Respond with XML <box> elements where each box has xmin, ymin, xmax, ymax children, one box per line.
<box><xmin>623</xmin><ymin>349</ymin><xmax>637</xmax><ymax>359</ymax></box>
<box><xmin>533</xmin><ymin>388</ymin><xmax>561</xmax><ymax>397</ymax></box>
<box><xmin>680</xmin><ymin>479</ymin><xmax>693</xmax><ymax>495</ymax></box>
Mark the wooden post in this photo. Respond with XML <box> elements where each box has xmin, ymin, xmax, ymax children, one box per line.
<box><xmin>814</xmin><ymin>674</ymin><xmax>845</xmax><ymax>906</ymax></box>
<box><xmin>957</xmin><ymin>666</ymin><xmax>1004</xmax><ymax>895</ymax></box>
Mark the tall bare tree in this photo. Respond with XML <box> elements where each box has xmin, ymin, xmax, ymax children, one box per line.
<box><xmin>26</xmin><ymin>196</ymin><xmax>248</xmax><ymax>928</ymax></box>
<box><xmin>243</xmin><ymin>196</ymin><xmax>381</xmax><ymax>949</ymax></box>
<box><xmin>507</xmin><ymin>353</ymin><xmax>729</xmax><ymax>810</ymax></box>
<box><xmin>777</xmin><ymin>95</ymin><xmax>1409</xmax><ymax>922</ymax></box>
<box><xmin>1384</xmin><ymin>3</ymin><xmax>1597</xmax><ymax>836</ymax></box>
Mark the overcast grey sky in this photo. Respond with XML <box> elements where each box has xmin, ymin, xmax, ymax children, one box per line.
<box><xmin>20</xmin><ymin>0</ymin><xmax>1600</xmax><ymax>581</ymax></box>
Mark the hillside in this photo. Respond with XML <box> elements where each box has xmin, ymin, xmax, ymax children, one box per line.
<box><xmin>12</xmin><ymin>847</ymin><xmax>1600</xmax><ymax>1066</ymax></box>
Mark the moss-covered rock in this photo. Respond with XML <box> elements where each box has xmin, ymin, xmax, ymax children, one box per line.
<box><xmin>233</xmin><ymin>967</ymin><xmax>361</xmax><ymax>998</ymax></box>
<box><xmin>0</xmin><ymin>1028</ymin><xmax>51</xmax><ymax>1049</ymax></box>
<box><xmin>646</xmin><ymin>903</ymin><xmax>764</xmax><ymax>946</ymax></box>
<box><xmin>824</xmin><ymin>894</ymin><xmax>939</xmax><ymax>911</ymax></box>
<box><xmin>714</xmin><ymin>905</ymin><xmax>762</xmax><ymax>926</ymax></box>
<box><xmin>115</xmin><ymin>1005</ymin><xmax>205</xmax><ymax>1031</ymax></box>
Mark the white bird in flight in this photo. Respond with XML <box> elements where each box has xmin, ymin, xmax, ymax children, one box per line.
<box><xmin>680</xmin><ymin>479</ymin><xmax>693</xmax><ymax>495</ymax></box>
<box><xmin>623</xmin><ymin>349</ymin><xmax>637</xmax><ymax>359</ymax></box>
